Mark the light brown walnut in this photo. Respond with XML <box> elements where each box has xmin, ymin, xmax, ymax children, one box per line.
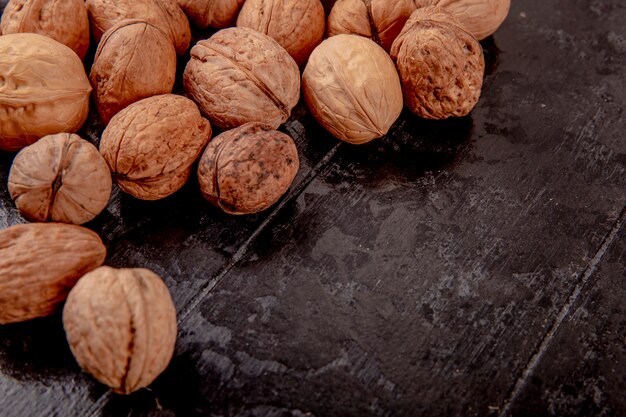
<box><xmin>0</xmin><ymin>0</ymin><xmax>90</xmax><ymax>59</ymax></box>
<box><xmin>177</xmin><ymin>0</ymin><xmax>245</xmax><ymax>28</ymax></box>
<box><xmin>390</xmin><ymin>7</ymin><xmax>484</xmax><ymax>120</ymax></box>
<box><xmin>0</xmin><ymin>34</ymin><xmax>91</xmax><ymax>152</ymax></box>
<box><xmin>8</xmin><ymin>133</ymin><xmax>112</xmax><ymax>225</ymax></box>
<box><xmin>197</xmin><ymin>123</ymin><xmax>299</xmax><ymax>215</ymax></box>
<box><xmin>302</xmin><ymin>34</ymin><xmax>403</xmax><ymax>144</ymax></box>
<box><xmin>237</xmin><ymin>0</ymin><xmax>325</xmax><ymax>66</ymax></box>
<box><xmin>85</xmin><ymin>0</ymin><xmax>191</xmax><ymax>55</ymax></box>
<box><xmin>63</xmin><ymin>266</ymin><xmax>177</xmax><ymax>394</ymax></box>
<box><xmin>184</xmin><ymin>27</ymin><xmax>300</xmax><ymax>130</ymax></box>
<box><xmin>0</xmin><ymin>223</ymin><xmax>106</xmax><ymax>324</ymax></box>
<box><xmin>90</xmin><ymin>19</ymin><xmax>177</xmax><ymax>124</ymax></box>
<box><xmin>99</xmin><ymin>94</ymin><xmax>212</xmax><ymax>200</ymax></box>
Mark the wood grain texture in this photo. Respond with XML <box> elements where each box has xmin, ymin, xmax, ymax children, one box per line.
<box><xmin>1</xmin><ymin>0</ymin><xmax>625</xmax><ymax>416</ymax></box>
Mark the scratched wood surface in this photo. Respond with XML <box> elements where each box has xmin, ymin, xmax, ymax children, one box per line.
<box><xmin>0</xmin><ymin>0</ymin><xmax>625</xmax><ymax>416</ymax></box>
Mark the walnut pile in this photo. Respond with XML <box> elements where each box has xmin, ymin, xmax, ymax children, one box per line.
<box><xmin>0</xmin><ymin>0</ymin><xmax>90</xmax><ymax>59</ymax></box>
<box><xmin>8</xmin><ymin>133</ymin><xmax>112</xmax><ymax>225</ymax></box>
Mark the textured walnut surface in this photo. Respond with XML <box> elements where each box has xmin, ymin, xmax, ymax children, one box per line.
<box><xmin>391</xmin><ymin>6</ymin><xmax>484</xmax><ymax>120</ymax></box>
<box><xmin>197</xmin><ymin>123</ymin><xmax>299</xmax><ymax>215</ymax></box>
<box><xmin>90</xmin><ymin>19</ymin><xmax>176</xmax><ymax>124</ymax></box>
<box><xmin>0</xmin><ymin>223</ymin><xmax>106</xmax><ymax>324</ymax></box>
<box><xmin>177</xmin><ymin>0</ymin><xmax>244</xmax><ymax>28</ymax></box>
<box><xmin>63</xmin><ymin>266</ymin><xmax>177</xmax><ymax>394</ymax></box>
<box><xmin>8</xmin><ymin>133</ymin><xmax>112</xmax><ymax>225</ymax></box>
<box><xmin>237</xmin><ymin>0</ymin><xmax>325</xmax><ymax>66</ymax></box>
<box><xmin>0</xmin><ymin>0</ymin><xmax>90</xmax><ymax>59</ymax></box>
<box><xmin>100</xmin><ymin>94</ymin><xmax>212</xmax><ymax>201</ymax></box>
<box><xmin>303</xmin><ymin>34</ymin><xmax>403</xmax><ymax>144</ymax></box>
<box><xmin>0</xmin><ymin>33</ymin><xmax>91</xmax><ymax>152</ymax></box>
<box><xmin>86</xmin><ymin>0</ymin><xmax>191</xmax><ymax>55</ymax></box>
<box><xmin>184</xmin><ymin>27</ymin><xmax>300</xmax><ymax>130</ymax></box>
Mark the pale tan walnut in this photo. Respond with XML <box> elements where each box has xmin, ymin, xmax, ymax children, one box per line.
<box><xmin>177</xmin><ymin>0</ymin><xmax>245</xmax><ymax>28</ymax></box>
<box><xmin>237</xmin><ymin>0</ymin><xmax>325</xmax><ymax>66</ymax></box>
<box><xmin>327</xmin><ymin>0</ymin><xmax>416</xmax><ymax>52</ymax></box>
<box><xmin>0</xmin><ymin>223</ymin><xmax>106</xmax><ymax>324</ymax></box>
<box><xmin>184</xmin><ymin>27</ymin><xmax>300</xmax><ymax>130</ymax></box>
<box><xmin>0</xmin><ymin>33</ymin><xmax>91</xmax><ymax>152</ymax></box>
<box><xmin>99</xmin><ymin>94</ymin><xmax>212</xmax><ymax>201</ymax></box>
<box><xmin>0</xmin><ymin>0</ymin><xmax>90</xmax><ymax>59</ymax></box>
<box><xmin>302</xmin><ymin>34</ymin><xmax>403</xmax><ymax>145</ymax></box>
<box><xmin>8</xmin><ymin>133</ymin><xmax>112</xmax><ymax>225</ymax></box>
<box><xmin>63</xmin><ymin>266</ymin><xmax>177</xmax><ymax>394</ymax></box>
<box><xmin>90</xmin><ymin>19</ymin><xmax>177</xmax><ymax>124</ymax></box>
<box><xmin>414</xmin><ymin>0</ymin><xmax>510</xmax><ymax>40</ymax></box>
<box><xmin>197</xmin><ymin>123</ymin><xmax>299</xmax><ymax>215</ymax></box>
<box><xmin>85</xmin><ymin>0</ymin><xmax>191</xmax><ymax>55</ymax></box>
<box><xmin>390</xmin><ymin>7</ymin><xmax>484</xmax><ymax>120</ymax></box>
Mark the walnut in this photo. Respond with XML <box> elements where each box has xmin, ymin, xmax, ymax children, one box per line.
<box><xmin>237</xmin><ymin>0</ymin><xmax>325</xmax><ymax>66</ymax></box>
<box><xmin>184</xmin><ymin>27</ymin><xmax>300</xmax><ymax>130</ymax></box>
<box><xmin>0</xmin><ymin>33</ymin><xmax>91</xmax><ymax>152</ymax></box>
<box><xmin>99</xmin><ymin>94</ymin><xmax>212</xmax><ymax>200</ymax></box>
<box><xmin>197</xmin><ymin>123</ymin><xmax>299</xmax><ymax>215</ymax></box>
<box><xmin>0</xmin><ymin>223</ymin><xmax>106</xmax><ymax>324</ymax></box>
<box><xmin>85</xmin><ymin>0</ymin><xmax>191</xmax><ymax>55</ymax></box>
<box><xmin>302</xmin><ymin>34</ymin><xmax>403</xmax><ymax>144</ymax></box>
<box><xmin>177</xmin><ymin>0</ymin><xmax>245</xmax><ymax>28</ymax></box>
<box><xmin>90</xmin><ymin>19</ymin><xmax>177</xmax><ymax>124</ymax></box>
<box><xmin>390</xmin><ymin>7</ymin><xmax>484</xmax><ymax>120</ymax></box>
<box><xmin>327</xmin><ymin>0</ymin><xmax>416</xmax><ymax>52</ymax></box>
<box><xmin>63</xmin><ymin>266</ymin><xmax>177</xmax><ymax>394</ymax></box>
<box><xmin>0</xmin><ymin>0</ymin><xmax>90</xmax><ymax>59</ymax></box>
<box><xmin>8</xmin><ymin>133</ymin><xmax>112</xmax><ymax>225</ymax></box>
<box><xmin>414</xmin><ymin>0</ymin><xmax>510</xmax><ymax>40</ymax></box>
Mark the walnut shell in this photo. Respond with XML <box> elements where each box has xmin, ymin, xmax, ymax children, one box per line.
<box><xmin>184</xmin><ymin>27</ymin><xmax>300</xmax><ymax>130</ymax></box>
<box><xmin>0</xmin><ymin>0</ymin><xmax>90</xmax><ymax>59</ymax></box>
<box><xmin>8</xmin><ymin>133</ymin><xmax>112</xmax><ymax>225</ymax></box>
<box><xmin>90</xmin><ymin>19</ymin><xmax>177</xmax><ymax>124</ymax></box>
<box><xmin>85</xmin><ymin>0</ymin><xmax>191</xmax><ymax>55</ymax></box>
<box><xmin>0</xmin><ymin>33</ymin><xmax>91</xmax><ymax>152</ymax></box>
<box><xmin>99</xmin><ymin>94</ymin><xmax>212</xmax><ymax>200</ymax></box>
<box><xmin>0</xmin><ymin>223</ymin><xmax>106</xmax><ymax>324</ymax></box>
<box><xmin>390</xmin><ymin>7</ymin><xmax>484</xmax><ymax>120</ymax></box>
<box><xmin>197</xmin><ymin>123</ymin><xmax>299</xmax><ymax>215</ymax></box>
<box><xmin>63</xmin><ymin>266</ymin><xmax>177</xmax><ymax>394</ymax></box>
<box><xmin>177</xmin><ymin>0</ymin><xmax>244</xmax><ymax>28</ymax></box>
<box><xmin>237</xmin><ymin>0</ymin><xmax>325</xmax><ymax>66</ymax></box>
<box><xmin>414</xmin><ymin>0</ymin><xmax>510</xmax><ymax>40</ymax></box>
<box><xmin>327</xmin><ymin>0</ymin><xmax>416</xmax><ymax>52</ymax></box>
<box><xmin>302</xmin><ymin>34</ymin><xmax>403</xmax><ymax>145</ymax></box>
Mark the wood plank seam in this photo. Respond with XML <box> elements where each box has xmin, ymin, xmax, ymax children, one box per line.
<box><xmin>497</xmin><ymin>203</ymin><xmax>626</xmax><ymax>417</ymax></box>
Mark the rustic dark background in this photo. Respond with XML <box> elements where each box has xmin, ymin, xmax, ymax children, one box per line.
<box><xmin>1</xmin><ymin>0</ymin><xmax>625</xmax><ymax>416</ymax></box>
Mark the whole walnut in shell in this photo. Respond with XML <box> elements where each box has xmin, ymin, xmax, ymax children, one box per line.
<box><xmin>85</xmin><ymin>0</ymin><xmax>191</xmax><ymax>55</ymax></box>
<box><xmin>390</xmin><ymin>7</ymin><xmax>484</xmax><ymax>119</ymax></box>
<box><xmin>177</xmin><ymin>0</ymin><xmax>245</xmax><ymax>28</ymax></box>
<box><xmin>0</xmin><ymin>33</ymin><xmax>91</xmax><ymax>152</ymax></box>
<box><xmin>0</xmin><ymin>223</ymin><xmax>106</xmax><ymax>324</ymax></box>
<box><xmin>184</xmin><ymin>27</ymin><xmax>300</xmax><ymax>130</ymax></box>
<box><xmin>237</xmin><ymin>0</ymin><xmax>325</xmax><ymax>66</ymax></box>
<box><xmin>0</xmin><ymin>0</ymin><xmax>90</xmax><ymax>59</ymax></box>
<box><xmin>327</xmin><ymin>0</ymin><xmax>416</xmax><ymax>52</ymax></box>
<box><xmin>99</xmin><ymin>94</ymin><xmax>212</xmax><ymax>200</ymax></box>
<box><xmin>303</xmin><ymin>34</ymin><xmax>403</xmax><ymax>144</ymax></box>
<box><xmin>414</xmin><ymin>0</ymin><xmax>510</xmax><ymax>40</ymax></box>
<box><xmin>90</xmin><ymin>19</ymin><xmax>177</xmax><ymax>124</ymax></box>
<box><xmin>8</xmin><ymin>133</ymin><xmax>112</xmax><ymax>225</ymax></box>
<box><xmin>197</xmin><ymin>123</ymin><xmax>299</xmax><ymax>215</ymax></box>
<box><xmin>63</xmin><ymin>266</ymin><xmax>177</xmax><ymax>394</ymax></box>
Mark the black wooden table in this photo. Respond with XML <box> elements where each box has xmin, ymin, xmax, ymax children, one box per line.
<box><xmin>1</xmin><ymin>1</ymin><xmax>625</xmax><ymax>416</ymax></box>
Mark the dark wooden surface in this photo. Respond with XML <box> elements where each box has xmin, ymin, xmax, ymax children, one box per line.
<box><xmin>1</xmin><ymin>0</ymin><xmax>625</xmax><ymax>416</ymax></box>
